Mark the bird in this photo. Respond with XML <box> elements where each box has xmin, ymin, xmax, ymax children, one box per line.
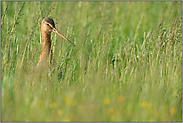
<box><xmin>36</xmin><ymin>17</ymin><xmax>75</xmax><ymax>68</ymax></box>
<box><xmin>31</xmin><ymin>17</ymin><xmax>75</xmax><ymax>83</ymax></box>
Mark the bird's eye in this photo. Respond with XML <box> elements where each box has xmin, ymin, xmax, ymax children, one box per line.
<box><xmin>46</xmin><ymin>23</ymin><xmax>49</xmax><ymax>26</ymax></box>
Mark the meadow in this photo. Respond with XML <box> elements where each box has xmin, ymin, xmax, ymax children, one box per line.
<box><xmin>1</xmin><ymin>1</ymin><xmax>182</xmax><ymax>122</ymax></box>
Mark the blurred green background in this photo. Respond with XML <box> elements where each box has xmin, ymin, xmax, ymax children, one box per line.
<box><xmin>1</xmin><ymin>1</ymin><xmax>182</xmax><ymax>122</ymax></box>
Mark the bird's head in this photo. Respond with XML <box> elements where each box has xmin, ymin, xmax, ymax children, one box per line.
<box><xmin>41</xmin><ymin>17</ymin><xmax>75</xmax><ymax>46</ymax></box>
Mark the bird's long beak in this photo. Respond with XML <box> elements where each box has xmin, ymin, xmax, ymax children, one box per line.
<box><xmin>52</xmin><ymin>28</ymin><xmax>75</xmax><ymax>46</ymax></box>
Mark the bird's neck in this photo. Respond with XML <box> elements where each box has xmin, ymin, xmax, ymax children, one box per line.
<box><xmin>38</xmin><ymin>31</ymin><xmax>52</xmax><ymax>65</ymax></box>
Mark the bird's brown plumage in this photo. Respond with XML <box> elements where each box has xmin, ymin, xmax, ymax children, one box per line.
<box><xmin>36</xmin><ymin>17</ymin><xmax>75</xmax><ymax>67</ymax></box>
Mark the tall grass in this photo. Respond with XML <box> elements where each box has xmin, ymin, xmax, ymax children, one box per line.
<box><xmin>1</xmin><ymin>1</ymin><xmax>182</xmax><ymax>121</ymax></box>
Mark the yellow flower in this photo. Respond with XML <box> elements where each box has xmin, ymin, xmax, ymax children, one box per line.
<box><xmin>155</xmin><ymin>110</ymin><xmax>160</xmax><ymax>117</ymax></box>
<box><xmin>147</xmin><ymin>103</ymin><xmax>152</xmax><ymax>114</ymax></box>
<box><xmin>118</xmin><ymin>96</ymin><xmax>124</xmax><ymax>103</ymax></box>
<box><xmin>109</xmin><ymin>108</ymin><xmax>114</xmax><ymax>114</ymax></box>
<box><xmin>58</xmin><ymin>109</ymin><xmax>64</xmax><ymax>115</ymax></box>
<box><xmin>123</xmin><ymin>109</ymin><xmax>126</xmax><ymax>114</ymax></box>
<box><xmin>63</xmin><ymin>118</ymin><xmax>70</xmax><ymax>122</ymax></box>
<box><xmin>141</xmin><ymin>101</ymin><xmax>148</xmax><ymax>108</ymax></box>
<box><xmin>110</xmin><ymin>114</ymin><xmax>115</xmax><ymax>120</ymax></box>
<box><xmin>104</xmin><ymin>98</ymin><xmax>110</xmax><ymax>105</ymax></box>
<box><xmin>50</xmin><ymin>102</ymin><xmax>57</xmax><ymax>108</ymax></box>
<box><xmin>147</xmin><ymin>107</ymin><xmax>152</xmax><ymax>114</ymax></box>
<box><xmin>149</xmin><ymin>119</ymin><xmax>154</xmax><ymax>122</ymax></box>
<box><xmin>170</xmin><ymin>107</ymin><xmax>177</xmax><ymax>116</ymax></box>
<box><xmin>64</xmin><ymin>97</ymin><xmax>72</xmax><ymax>106</ymax></box>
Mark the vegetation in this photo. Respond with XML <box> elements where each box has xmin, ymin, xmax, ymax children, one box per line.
<box><xmin>1</xmin><ymin>1</ymin><xmax>182</xmax><ymax>122</ymax></box>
